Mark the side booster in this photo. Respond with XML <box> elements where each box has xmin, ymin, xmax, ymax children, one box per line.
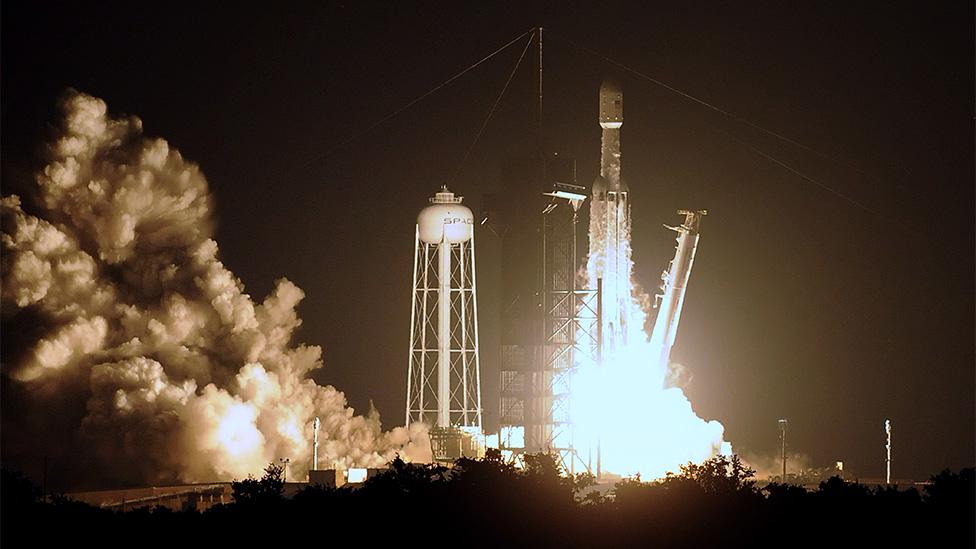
<box><xmin>648</xmin><ymin>209</ymin><xmax>708</xmax><ymax>371</ymax></box>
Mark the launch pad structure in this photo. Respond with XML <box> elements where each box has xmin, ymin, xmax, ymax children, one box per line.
<box><xmin>493</xmin><ymin>29</ymin><xmax>603</xmax><ymax>474</ymax></box>
<box><xmin>540</xmin><ymin>179</ymin><xmax>601</xmax><ymax>474</ymax></box>
<box><xmin>496</xmin><ymin>157</ymin><xmax>601</xmax><ymax>475</ymax></box>
<box><xmin>497</xmin><ymin>75</ymin><xmax>709</xmax><ymax>477</ymax></box>
<box><xmin>497</xmin><ymin>78</ymin><xmax>629</xmax><ymax>475</ymax></box>
<box><xmin>403</xmin><ymin>29</ymin><xmax>711</xmax><ymax>474</ymax></box>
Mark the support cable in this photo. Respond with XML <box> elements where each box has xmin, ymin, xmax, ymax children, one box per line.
<box><xmin>451</xmin><ymin>31</ymin><xmax>535</xmax><ymax>182</ymax></box>
<box><xmin>710</xmin><ymin>122</ymin><xmax>942</xmax><ymax>247</ymax></box>
<box><xmin>538</xmin><ymin>26</ymin><xmax>544</xmax><ymax>149</ymax></box>
<box><xmin>554</xmin><ymin>31</ymin><xmax>903</xmax><ymax>220</ymax></box>
<box><xmin>324</xmin><ymin>29</ymin><xmax>533</xmax><ymax>157</ymax></box>
<box><xmin>723</xmin><ymin>131</ymin><xmax>881</xmax><ymax>215</ymax></box>
<box><xmin>555</xmin><ymin>32</ymin><xmax>875</xmax><ymax>180</ymax></box>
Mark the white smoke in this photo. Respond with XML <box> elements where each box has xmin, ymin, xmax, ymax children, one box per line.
<box><xmin>1</xmin><ymin>91</ymin><xmax>430</xmax><ymax>486</ymax></box>
<box><xmin>740</xmin><ymin>451</ymin><xmax>816</xmax><ymax>481</ymax></box>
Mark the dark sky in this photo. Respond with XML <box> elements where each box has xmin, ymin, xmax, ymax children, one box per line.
<box><xmin>3</xmin><ymin>1</ymin><xmax>973</xmax><ymax>480</ymax></box>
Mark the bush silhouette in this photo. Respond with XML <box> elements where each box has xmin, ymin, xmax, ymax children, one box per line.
<box><xmin>231</xmin><ymin>462</ymin><xmax>285</xmax><ymax>505</ymax></box>
<box><xmin>2</xmin><ymin>458</ymin><xmax>973</xmax><ymax>547</ymax></box>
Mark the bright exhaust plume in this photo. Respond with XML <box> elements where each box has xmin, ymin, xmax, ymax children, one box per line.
<box><xmin>575</xmin><ymin>197</ymin><xmax>730</xmax><ymax>479</ymax></box>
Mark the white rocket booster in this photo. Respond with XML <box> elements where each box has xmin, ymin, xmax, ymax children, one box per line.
<box><xmin>588</xmin><ymin>78</ymin><xmax>636</xmax><ymax>353</ymax></box>
<box><xmin>648</xmin><ymin>209</ymin><xmax>707</xmax><ymax>370</ymax></box>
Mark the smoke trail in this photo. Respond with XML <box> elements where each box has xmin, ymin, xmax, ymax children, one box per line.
<box><xmin>1</xmin><ymin>91</ymin><xmax>430</xmax><ymax>487</ymax></box>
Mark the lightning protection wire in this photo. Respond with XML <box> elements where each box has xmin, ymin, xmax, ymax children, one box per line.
<box><xmin>555</xmin><ymin>31</ymin><xmax>891</xmax><ymax>218</ymax></box>
<box><xmin>555</xmin><ymin>32</ymin><xmax>877</xmax><ymax>182</ymax></box>
<box><xmin>322</xmin><ymin>29</ymin><xmax>533</xmax><ymax>158</ymax></box>
<box><xmin>450</xmin><ymin>31</ymin><xmax>535</xmax><ymax>183</ymax></box>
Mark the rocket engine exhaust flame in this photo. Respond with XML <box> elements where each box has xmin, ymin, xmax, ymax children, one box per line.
<box><xmin>572</xmin><ymin>80</ymin><xmax>730</xmax><ymax>479</ymax></box>
<box><xmin>1</xmin><ymin>91</ymin><xmax>431</xmax><ymax>487</ymax></box>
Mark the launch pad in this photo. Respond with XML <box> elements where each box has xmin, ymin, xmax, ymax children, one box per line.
<box><xmin>490</xmin><ymin>79</ymin><xmax>714</xmax><ymax>477</ymax></box>
<box><xmin>400</xmin><ymin>29</ymin><xmax>723</xmax><ymax>479</ymax></box>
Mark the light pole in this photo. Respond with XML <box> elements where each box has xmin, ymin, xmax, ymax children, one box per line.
<box><xmin>778</xmin><ymin>419</ymin><xmax>788</xmax><ymax>482</ymax></box>
<box><xmin>312</xmin><ymin>417</ymin><xmax>320</xmax><ymax>472</ymax></box>
<box><xmin>279</xmin><ymin>458</ymin><xmax>290</xmax><ymax>483</ymax></box>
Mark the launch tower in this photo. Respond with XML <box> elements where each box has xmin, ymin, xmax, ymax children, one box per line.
<box><xmin>494</xmin><ymin>156</ymin><xmax>599</xmax><ymax>474</ymax></box>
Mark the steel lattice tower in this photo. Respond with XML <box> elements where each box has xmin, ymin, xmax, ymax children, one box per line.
<box><xmin>542</xmin><ymin>180</ymin><xmax>599</xmax><ymax>474</ymax></box>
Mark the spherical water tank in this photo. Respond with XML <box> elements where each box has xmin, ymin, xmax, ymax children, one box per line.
<box><xmin>418</xmin><ymin>186</ymin><xmax>473</xmax><ymax>244</ymax></box>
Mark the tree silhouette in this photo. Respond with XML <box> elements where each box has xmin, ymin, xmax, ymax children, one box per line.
<box><xmin>924</xmin><ymin>467</ymin><xmax>975</xmax><ymax>508</ymax></box>
<box><xmin>2</xmin><ymin>458</ymin><xmax>972</xmax><ymax>546</ymax></box>
<box><xmin>231</xmin><ymin>462</ymin><xmax>285</xmax><ymax>505</ymax></box>
<box><xmin>659</xmin><ymin>454</ymin><xmax>758</xmax><ymax>496</ymax></box>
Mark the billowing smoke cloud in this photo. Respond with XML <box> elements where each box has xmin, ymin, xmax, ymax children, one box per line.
<box><xmin>1</xmin><ymin>91</ymin><xmax>430</xmax><ymax>487</ymax></box>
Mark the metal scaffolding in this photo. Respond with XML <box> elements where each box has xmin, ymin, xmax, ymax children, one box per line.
<box><xmin>498</xmin><ymin>170</ymin><xmax>599</xmax><ymax>475</ymax></box>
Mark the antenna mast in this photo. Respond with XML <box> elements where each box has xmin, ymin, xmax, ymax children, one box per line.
<box><xmin>537</xmin><ymin>26</ymin><xmax>543</xmax><ymax>140</ymax></box>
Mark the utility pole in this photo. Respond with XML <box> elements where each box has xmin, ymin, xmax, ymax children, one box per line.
<box><xmin>778</xmin><ymin>419</ymin><xmax>788</xmax><ymax>482</ymax></box>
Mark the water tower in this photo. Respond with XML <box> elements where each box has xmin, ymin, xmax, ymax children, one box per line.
<box><xmin>406</xmin><ymin>186</ymin><xmax>483</xmax><ymax>457</ymax></box>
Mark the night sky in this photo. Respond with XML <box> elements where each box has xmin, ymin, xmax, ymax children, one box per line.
<box><xmin>3</xmin><ymin>1</ymin><xmax>973</xmax><ymax>481</ymax></box>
